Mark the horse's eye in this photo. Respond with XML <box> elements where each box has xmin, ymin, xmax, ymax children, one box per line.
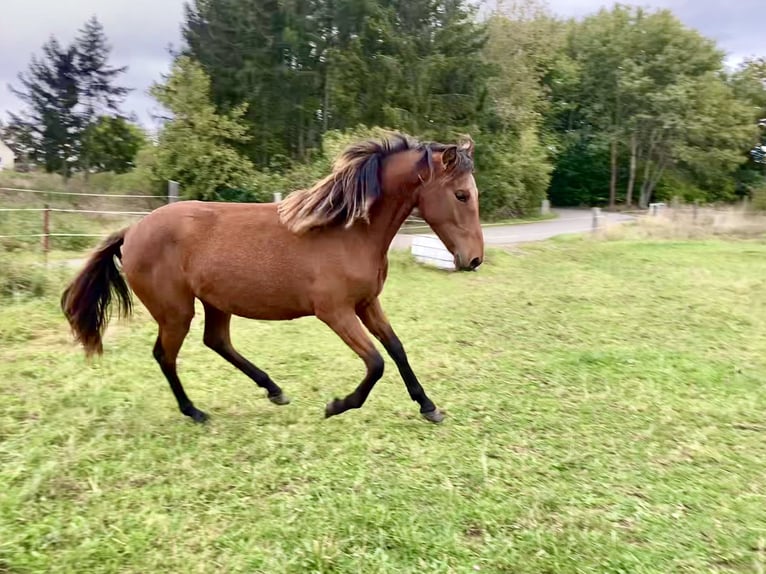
<box><xmin>455</xmin><ymin>191</ymin><xmax>468</xmax><ymax>203</ymax></box>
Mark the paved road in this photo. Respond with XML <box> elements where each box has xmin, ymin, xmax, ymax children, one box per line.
<box><xmin>390</xmin><ymin>208</ymin><xmax>635</xmax><ymax>250</ymax></box>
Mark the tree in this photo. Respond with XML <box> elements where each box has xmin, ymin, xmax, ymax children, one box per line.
<box><xmin>75</xmin><ymin>16</ymin><xmax>131</xmax><ymax>176</ymax></box>
<box><xmin>7</xmin><ymin>17</ymin><xmax>132</xmax><ymax>178</ymax></box>
<box><xmin>478</xmin><ymin>0</ymin><xmax>564</xmax><ymax>217</ymax></box>
<box><xmin>8</xmin><ymin>37</ymin><xmax>80</xmax><ymax>177</ymax></box>
<box><xmin>150</xmin><ymin>56</ymin><xmax>256</xmax><ymax>200</ymax></box>
<box><xmin>183</xmin><ymin>0</ymin><xmax>317</xmax><ymax>166</ymax></box>
<box><xmin>731</xmin><ymin>58</ymin><xmax>766</xmax><ymax>178</ymax></box>
<box><xmin>560</xmin><ymin>5</ymin><xmax>631</xmax><ymax>208</ymax></box>
<box><xmin>547</xmin><ymin>5</ymin><xmax>755</xmax><ymax>208</ymax></box>
<box><xmin>83</xmin><ymin>116</ymin><xmax>146</xmax><ymax>174</ymax></box>
<box><xmin>182</xmin><ymin>0</ymin><xmax>491</xmax><ymax>167</ymax></box>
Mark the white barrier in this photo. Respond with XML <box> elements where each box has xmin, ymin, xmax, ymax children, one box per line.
<box><xmin>411</xmin><ymin>234</ymin><xmax>454</xmax><ymax>270</ymax></box>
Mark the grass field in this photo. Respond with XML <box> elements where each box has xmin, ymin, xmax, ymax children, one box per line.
<box><xmin>2</xmin><ymin>237</ymin><xmax>766</xmax><ymax>573</ymax></box>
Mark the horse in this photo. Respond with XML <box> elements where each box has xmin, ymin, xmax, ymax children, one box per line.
<box><xmin>60</xmin><ymin>132</ymin><xmax>484</xmax><ymax>424</ymax></box>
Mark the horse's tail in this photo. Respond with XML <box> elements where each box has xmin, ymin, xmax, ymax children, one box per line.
<box><xmin>61</xmin><ymin>228</ymin><xmax>133</xmax><ymax>357</ymax></box>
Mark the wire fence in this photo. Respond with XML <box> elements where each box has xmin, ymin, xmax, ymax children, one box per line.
<box><xmin>1</xmin><ymin>183</ymin><xmax>426</xmax><ymax>242</ymax></box>
<box><xmin>0</xmin><ymin>186</ymin><xmax>161</xmax><ymax>198</ymax></box>
<box><xmin>7</xmin><ymin>184</ymin><xmax>722</xmax><ymax>260</ymax></box>
<box><xmin>0</xmin><ymin>185</ymin><xmax>175</xmax><ymax>258</ymax></box>
<box><xmin>0</xmin><ymin>207</ymin><xmax>151</xmax><ymax>215</ymax></box>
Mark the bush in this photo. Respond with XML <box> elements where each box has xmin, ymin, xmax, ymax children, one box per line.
<box><xmin>654</xmin><ymin>171</ymin><xmax>708</xmax><ymax>204</ymax></box>
<box><xmin>312</xmin><ymin>125</ymin><xmax>554</xmax><ymax>220</ymax></box>
<box><xmin>220</xmin><ymin>124</ymin><xmax>553</xmax><ymax>219</ymax></box>
<box><xmin>475</xmin><ymin>128</ymin><xmax>553</xmax><ymax>219</ymax></box>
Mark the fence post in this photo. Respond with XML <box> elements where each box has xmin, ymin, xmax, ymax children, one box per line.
<box><xmin>168</xmin><ymin>180</ymin><xmax>179</xmax><ymax>203</ymax></box>
<box><xmin>592</xmin><ymin>207</ymin><xmax>602</xmax><ymax>232</ymax></box>
<box><xmin>541</xmin><ymin>198</ymin><xmax>550</xmax><ymax>215</ymax></box>
<box><xmin>42</xmin><ymin>204</ymin><xmax>50</xmax><ymax>266</ymax></box>
<box><xmin>273</xmin><ymin>192</ymin><xmax>282</xmax><ymax>203</ymax></box>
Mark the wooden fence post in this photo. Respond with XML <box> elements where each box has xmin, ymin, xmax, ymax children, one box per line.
<box><xmin>592</xmin><ymin>207</ymin><xmax>602</xmax><ymax>232</ymax></box>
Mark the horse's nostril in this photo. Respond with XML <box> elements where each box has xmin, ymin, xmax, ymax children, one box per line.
<box><xmin>470</xmin><ymin>257</ymin><xmax>482</xmax><ymax>270</ymax></box>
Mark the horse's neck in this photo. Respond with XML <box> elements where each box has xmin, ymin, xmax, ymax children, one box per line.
<box><xmin>351</xmin><ymin>150</ymin><xmax>425</xmax><ymax>258</ymax></box>
<box><xmin>366</xmin><ymin>187</ymin><xmax>418</xmax><ymax>257</ymax></box>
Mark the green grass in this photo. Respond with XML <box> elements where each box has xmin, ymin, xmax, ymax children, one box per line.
<box><xmin>2</xmin><ymin>238</ymin><xmax>766</xmax><ymax>573</ymax></box>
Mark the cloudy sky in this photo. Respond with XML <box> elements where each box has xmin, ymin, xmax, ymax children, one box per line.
<box><xmin>1</xmin><ymin>0</ymin><xmax>762</xmax><ymax>131</ymax></box>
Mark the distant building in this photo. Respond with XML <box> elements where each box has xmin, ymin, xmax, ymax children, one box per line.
<box><xmin>0</xmin><ymin>140</ymin><xmax>15</xmax><ymax>171</ymax></box>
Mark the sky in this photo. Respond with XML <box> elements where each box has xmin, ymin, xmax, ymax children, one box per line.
<box><xmin>0</xmin><ymin>0</ymin><xmax>762</xmax><ymax>132</ymax></box>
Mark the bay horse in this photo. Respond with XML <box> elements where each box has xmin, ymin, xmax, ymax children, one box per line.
<box><xmin>60</xmin><ymin>132</ymin><xmax>483</xmax><ymax>424</ymax></box>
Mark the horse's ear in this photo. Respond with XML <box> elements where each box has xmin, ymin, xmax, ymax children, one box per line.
<box><xmin>442</xmin><ymin>145</ymin><xmax>458</xmax><ymax>171</ymax></box>
<box><xmin>459</xmin><ymin>134</ymin><xmax>474</xmax><ymax>158</ymax></box>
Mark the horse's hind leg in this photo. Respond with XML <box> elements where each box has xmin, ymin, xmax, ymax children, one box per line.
<box><xmin>153</xmin><ymin>317</ymin><xmax>208</xmax><ymax>423</ymax></box>
<box><xmin>202</xmin><ymin>302</ymin><xmax>290</xmax><ymax>405</ymax></box>
<box><xmin>317</xmin><ymin>308</ymin><xmax>385</xmax><ymax>418</ymax></box>
<box><xmin>124</xmin><ymin>256</ymin><xmax>205</xmax><ymax>422</ymax></box>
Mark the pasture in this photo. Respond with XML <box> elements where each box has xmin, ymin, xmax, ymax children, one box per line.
<box><xmin>1</xmin><ymin>237</ymin><xmax>765</xmax><ymax>573</ymax></box>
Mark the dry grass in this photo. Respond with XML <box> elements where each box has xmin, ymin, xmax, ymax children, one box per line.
<box><xmin>600</xmin><ymin>203</ymin><xmax>766</xmax><ymax>241</ymax></box>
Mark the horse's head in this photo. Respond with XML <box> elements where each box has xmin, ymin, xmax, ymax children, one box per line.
<box><xmin>417</xmin><ymin>137</ymin><xmax>484</xmax><ymax>271</ymax></box>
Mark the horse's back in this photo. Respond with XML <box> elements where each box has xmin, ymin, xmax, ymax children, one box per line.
<box><xmin>124</xmin><ymin>200</ymin><xmax>282</xmax><ymax>256</ymax></box>
<box><xmin>121</xmin><ymin>200</ymin><xmax>318</xmax><ymax>319</ymax></box>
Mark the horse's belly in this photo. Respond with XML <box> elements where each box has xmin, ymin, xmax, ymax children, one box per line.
<box><xmin>189</xmin><ymin>263</ymin><xmax>315</xmax><ymax>320</ymax></box>
<box><xmin>206</xmin><ymin>287</ymin><xmax>312</xmax><ymax>321</ymax></box>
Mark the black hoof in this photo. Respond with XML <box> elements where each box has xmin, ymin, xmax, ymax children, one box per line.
<box><xmin>268</xmin><ymin>392</ymin><xmax>291</xmax><ymax>406</ymax></box>
<box><xmin>421</xmin><ymin>408</ymin><xmax>445</xmax><ymax>423</ymax></box>
<box><xmin>183</xmin><ymin>406</ymin><xmax>209</xmax><ymax>424</ymax></box>
<box><xmin>324</xmin><ymin>398</ymin><xmax>345</xmax><ymax>418</ymax></box>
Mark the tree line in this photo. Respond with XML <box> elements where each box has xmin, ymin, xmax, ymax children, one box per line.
<box><xmin>3</xmin><ymin>1</ymin><xmax>765</xmax><ymax>218</ymax></box>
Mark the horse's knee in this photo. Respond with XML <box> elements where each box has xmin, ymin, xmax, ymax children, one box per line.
<box><xmin>367</xmin><ymin>353</ymin><xmax>385</xmax><ymax>381</ymax></box>
<box><xmin>152</xmin><ymin>339</ymin><xmax>163</xmax><ymax>364</ymax></box>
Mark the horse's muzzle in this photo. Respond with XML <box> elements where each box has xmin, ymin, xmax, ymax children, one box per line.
<box><xmin>455</xmin><ymin>255</ymin><xmax>483</xmax><ymax>271</ymax></box>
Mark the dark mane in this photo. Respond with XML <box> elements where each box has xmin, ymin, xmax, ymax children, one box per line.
<box><xmin>277</xmin><ymin>132</ymin><xmax>473</xmax><ymax>234</ymax></box>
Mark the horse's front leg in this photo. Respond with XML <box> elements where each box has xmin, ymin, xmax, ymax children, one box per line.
<box><xmin>317</xmin><ymin>308</ymin><xmax>385</xmax><ymax>418</ymax></box>
<box><xmin>358</xmin><ymin>298</ymin><xmax>444</xmax><ymax>423</ymax></box>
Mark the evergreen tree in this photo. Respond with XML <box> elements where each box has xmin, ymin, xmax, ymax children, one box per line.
<box><xmin>9</xmin><ymin>37</ymin><xmax>80</xmax><ymax>177</ymax></box>
<box><xmin>7</xmin><ymin>18</ymin><xmax>133</xmax><ymax>178</ymax></box>
<box><xmin>75</xmin><ymin>16</ymin><xmax>131</xmax><ymax>175</ymax></box>
<box><xmin>182</xmin><ymin>0</ymin><xmax>491</xmax><ymax>167</ymax></box>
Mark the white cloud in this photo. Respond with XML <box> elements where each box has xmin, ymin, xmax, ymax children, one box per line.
<box><xmin>0</xmin><ymin>0</ymin><xmax>186</xmax><ymax>129</ymax></box>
